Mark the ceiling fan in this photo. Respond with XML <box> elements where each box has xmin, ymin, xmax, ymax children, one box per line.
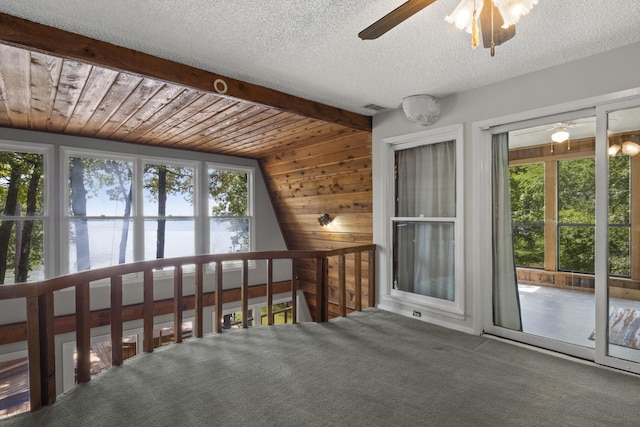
<box><xmin>359</xmin><ymin>0</ymin><xmax>538</xmax><ymax>56</ymax></box>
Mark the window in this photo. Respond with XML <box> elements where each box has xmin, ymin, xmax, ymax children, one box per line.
<box><xmin>506</xmin><ymin>132</ymin><xmax>632</xmax><ymax>278</ymax></box>
<box><xmin>208</xmin><ymin>165</ymin><xmax>252</xmax><ymax>254</ymax></box>
<box><xmin>143</xmin><ymin>163</ymin><xmax>195</xmax><ymax>260</ymax></box>
<box><xmin>0</xmin><ymin>144</ymin><xmax>255</xmax><ymax>280</ymax></box>
<box><xmin>59</xmin><ymin>148</ymin><xmax>253</xmax><ymax>276</ymax></box>
<box><xmin>393</xmin><ymin>140</ymin><xmax>456</xmax><ymax>301</ymax></box>
<box><xmin>384</xmin><ymin>124</ymin><xmax>464</xmax><ymax>316</ymax></box>
<box><xmin>67</xmin><ymin>153</ymin><xmax>134</xmax><ymax>272</ymax></box>
<box><xmin>0</xmin><ymin>148</ymin><xmax>46</xmax><ymax>283</ymax></box>
<box><xmin>510</xmin><ymin>163</ymin><xmax>545</xmax><ymax>268</ymax></box>
<box><xmin>558</xmin><ymin>158</ymin><xmax>596</xmax><ymax>273</ymax></box>
<box><xmin>608</xmin><ymin>155</ymin><xmax>631</xmax><ymax>277</ymax></box>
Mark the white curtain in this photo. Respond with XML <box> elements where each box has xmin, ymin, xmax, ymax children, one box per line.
<box><xmin>491</xmin><ymin>133</ymin><xmax>522</xmax><ymax>330</ymax></box>
<box><xmin>395</xmin><ymin>140</ymin><xmax>455</xmax><ymax>301</ymax></box>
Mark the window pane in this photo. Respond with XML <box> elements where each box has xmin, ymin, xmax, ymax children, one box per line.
<box><xmin>393</xmin><ymin>221</ymin><xmax>455</xmax><ymax>301</ymax></box>
<box><xmin>144</xmin><ymin>219</ymin><xmax>195</xmax><ymax>260</ymax></box>
<box><xmin>210</xmin><ymin>218</ymin><xmax>249</xmax><ymax>254</ymax></box>
<box><xmin>609</xmin><ymin>226</ymin><xmax>630</xmax><ymax>277</ymax></box>
<box><xmin>259</xmin><ymin>302</ymin><xmax>293</xmax><ymax>325</ymax></box>
<box><xmin>0</xmin><ymin>219</ymin><xmax>44</xmax><ymax>283</ymax></box>
<box><xmin>513</xmin><ymin>225</ymin><xmax>544</xmax><ymax>268</ymax></box>
<box><xmin>69</xmin><ymin>157</ymin><xmax>133</xmax><ymax>217</ymax></box>
<box><xmin>509</xmin><ymin>163</ymin><xmax>545</xmax><ymax>269</ymax></box>
<box><xmin>143</xmin><ymin>164</ymin><xmax>194</xmax><ymax>216</ymax></box>
<box><xmin>0</xmin><ymin>152</ymin><xmax>44</xmax><ymax>216</ymax></box>
<box><xmin>558</xmin><ymin>158</ymin><xmax>595</xmax><ymax>223</ymax></box>
<box><xmin>0</xmin><ymin>151</ymin><xmax>45</xmax><ymax>283</ymax></box>
<box><xmin>608</xmin><ymin>155</ymin><xmax>630</xmax><ymax>224</ymax></box>
<box><xmin>558</xmin><ymin>225</ymin><xmax>595</xmax><ymax>273</ymax></box>
<box><xmin>208</xmin><ymin>169</ymin><xmax>248</xmax><ymax>216</ymax></box>
<box><xmin>510</xmin><ymin>163</ymin><xmax>544</xmax><ymax>223</ymax></box>
<box><xmin>395</xmin><ymin>141</ymin><xmax>456</xmax><ymax>218</ymax></box>
<box><xmin>69</xmin><ymin>219</ymin><xmax>133</xmax><ymax>271</ymax></box>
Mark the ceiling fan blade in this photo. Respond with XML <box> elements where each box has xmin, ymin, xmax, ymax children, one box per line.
<box><xmin>358</xmin><ymin>0</ymin><xmax>438</xmax><ymax>40</ymax></box>
<box><xmin>480</xmin><ymin>1</ymin><xmax>516</xmax><ymax>48</ymax></box>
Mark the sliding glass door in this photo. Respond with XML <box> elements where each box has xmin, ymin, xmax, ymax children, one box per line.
<box><xmin>600</xmin><ymin>103</ymin><xmax>640</xmax><ymax>371</ymax></box>
<box><xmin>491</xmin><ymin>113</ymin><xmax>597</xmax><ymax>356</ymax></box>
<box><xmin>486</xmin><ymin>100</ymin><xmax>640</xmax><ymax>373</ymax></box>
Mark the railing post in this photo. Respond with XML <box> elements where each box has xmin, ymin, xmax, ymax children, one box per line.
<box><xmin>315</xmin><ymin>256</ymin><xmax>327</xmax><ymax>322</ymax></box>
<box><xmin>174</xmin><ymin>265</ymin><xmax>183</xmax><ymax>344</ymax></box>
<box><xmin>338</xmin><ymin>254</ymin><xmax>346</xmax><ymax>317</ymax></box>
<box><xmin>194</xmin><ymin>263</ymin><xmax>204</xmax><ymax>338</ymax></box>
<box><xmin>76</xmin><ymin>282</ymin><xmax>91</xmax><ymax>383</ymax></box>
<box><xmin>241</xmin><ymin>259</ymin><xmax>249</xmax><ymax>328</ymax></box>
<box><xmin>368</xmin><ymin>248</ymin><xmax>376</xmax><ymax>308</ymax></box>
<box><xmin>354</xmin><ymin>252</ymin><xmax>362</xmax><ymax>311</ymax></box>
<box><xmin>111</xmin><ymin>276</ymin><xmax>123</xmax><ymax>366</ymax></box>
<box><xmin>39</xmin><ymin>291</ymin><xmax>56</xmax><ymax>405</ymax></box>
<box><xmin>291</xmin><ymin>259</ymin><xmax>297</xmax><ymax>324</ymax></box>
<box><xmin>143</xmin><ymin>270</ymin><xmax>154</xmax><ymax>352</ymax></box>
<box><xmin>267</xmin><ymin>258</ymin><xmax>274</xmax><ymax>326</ymax></box>
<box><xmin>25</xmin><ymin>296</ymin><xmax>42</xmax><ymax>411</ymax></box>
<box><xmin>215</xmin><ymin>261</ymin><xmax>223</xmax><ymax>333</ymax></box>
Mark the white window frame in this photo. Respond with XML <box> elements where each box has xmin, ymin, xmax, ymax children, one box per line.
<box><xmin>206</xmin><ymin>162</ymin><xmax>255</xmax><ymax>256</ymax></box>
<box><xmin>381</xmin><ymin>124</ymin><xmax>465</xmax><ymax>318</ymax></box>
<box><xmin>61</xmin><ymin>147</ymin><xmax>140</xmax><ymax>275</ymax></box>
<box><xmin>0</xmin><ymin>140</ymin><xmax>54</xmax><ymax>281</ymax></box>
<box><xmin>139</xmin><ymin>156</ymin><xmax>200</xmax><ymax>262</ymax></box>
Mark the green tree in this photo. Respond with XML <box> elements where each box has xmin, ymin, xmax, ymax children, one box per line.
<box><xmin>70</xmin><ymin>157</ymin><xmax>90</xmax><ymax>270</ymax></box>
<box><xmin>16</xmin><ymin>155</ymin><xmax>43</xmax><ymax>282</ymax></box>
<box><xmin>70</xmin><ymin>157</ymin><xmax>133</xmax><ymax>269</ymax></box>
<box><xmin>558</xmin><ymin>158</ymin><xmax>596</xmax><ymax>273</ymax></box>
<box><xmin>0</xmin><ymin>152</ymin><xmax>44</xmax><ymax>283</ymax></box>
<box><xmin>608</xmin><ymin>155</ymin><xmax>630</xmax><ymax>276</ymax></box>
<box><xmin>209</xmin><ymin>170</ymin><xmax>248</xmax><ymax>252</ymax></box>
<box><xmin>510</xmin><ymin>163</ymin><xmax>544</xmax><ymax>268</ymax></box>
<box><xmin>143</xmin><ymin>165</ymin><xmax>193</xmax><ymax>259</ymax></box>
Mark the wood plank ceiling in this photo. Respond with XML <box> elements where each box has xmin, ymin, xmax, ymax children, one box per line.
<box><xmin>0</xmin><ymin>13</ymin><xmax>370</xmax><ymax>159</ymax></box>
<box><xmin>0</xmin><ymin>42</ymin><xmax>367</xmax><ymax>159</ymax></box>
<box><xmin>0</xmin><ymin>13</ymin><xmax>374</xmax><ymax>317</ymax></box>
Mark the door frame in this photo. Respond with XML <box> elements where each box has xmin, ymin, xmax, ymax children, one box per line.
<box><xmin>595</xmin><ymin>98</ymin><xmax>640</xmax><ymax>374</ymax></box>
<box><xmin>471</xmin><ymin>88</ymin><xmax>640</xmax><ymax>371</ymax></box>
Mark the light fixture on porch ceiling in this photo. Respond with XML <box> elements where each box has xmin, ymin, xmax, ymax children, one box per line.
<box><xmin>609</xmin><ymin>132</ymin><xmax>640</xmax><ymax>156</ymax></box>
<box><xmin>551</xmin><ymin>125</ymin><xmax>570</xmax><ymax>143</ymax></box>
<box><xmin>610</xmin><ymin>140</ymin><xmax>640</xmax><ymax>157</ymax></box>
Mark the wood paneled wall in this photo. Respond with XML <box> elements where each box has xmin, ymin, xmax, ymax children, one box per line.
<box><xmin>260</xmin><ymin>129</ymin><xmax>373</xmax><ymax>319</ymax></box>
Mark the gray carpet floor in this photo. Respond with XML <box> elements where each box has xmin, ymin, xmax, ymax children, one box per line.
<box><xmin>3</xmin><ymin>308</ymin><xmax>640</xmax><ymax>426</ymax></box>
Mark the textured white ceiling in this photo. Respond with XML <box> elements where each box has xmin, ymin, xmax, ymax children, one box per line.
<box><xmin>2</xmin><ymin>1</ymin><xmax>640</xmax><ymax>116</ymax></box>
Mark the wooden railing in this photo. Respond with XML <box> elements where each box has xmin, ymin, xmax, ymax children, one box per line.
<box><xmin>0</xmin><ymin>244</ymin><xmax>375</xmax><ymax>412</ymax></box>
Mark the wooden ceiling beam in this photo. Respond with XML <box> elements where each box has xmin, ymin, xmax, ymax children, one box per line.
<box><xmin>0</xmin><ymin>13</ymin><xmax>371</xmax><ymax>132</ymax></box>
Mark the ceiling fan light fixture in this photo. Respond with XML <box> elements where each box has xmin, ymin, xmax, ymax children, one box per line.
<box><xmin>493</xmin><ymin>0</ymin><xmax>538</xmax><ymax>28</ymax></box>
<box><xmin>551</xmin><ymin>126</ymin><xmax>570</xmax><ymax>143</ymax></box>
<box><xmin>445</xmin><ymin>0</ymin><xmax>483</xmax><ymax>33</ymax></box>
<box><xmin>446</xmin><ymin>0</ymin><xmax>537</xmax><ymax>33</ymax></box>
<box><xmin>402</xmin><ymin>95</ymin><xmax>440</xmax><ymax>126</ymax></box>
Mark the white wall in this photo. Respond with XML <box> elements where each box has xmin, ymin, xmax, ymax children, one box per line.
<box><xmin>372</xmin><ymin>41</ymin><xmax>640</xmax><ymax>333</ymax></box>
